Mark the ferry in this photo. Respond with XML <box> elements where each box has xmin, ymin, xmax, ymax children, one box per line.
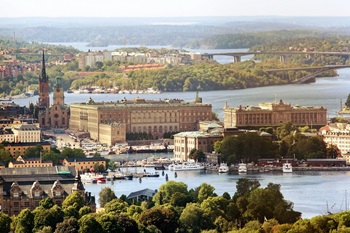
<box><xmin>168</xmin><ymin>161</ymin><xmax>205</xmax><ymax>171</ymax></box>
<box><xmin>218</xmin><ymin>163</ymin><xmax>229</xmax><ymax>173</ymax></box>
<box><xmin>238</xmin><ymin>163</ymin><xmax>247</xmax><ymax>173</ymax></box>
<box><xmin>282</xmin><ymin>162</ymin><xmax>293</xmax><ymax>173</ymax></box>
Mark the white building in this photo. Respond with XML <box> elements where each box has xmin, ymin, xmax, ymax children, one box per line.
<box><xmin>320</xmin><ymin>123</ymin><xmax>350</xmax><ymax>162</ymax></box>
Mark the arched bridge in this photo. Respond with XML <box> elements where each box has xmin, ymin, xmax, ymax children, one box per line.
<box><xmin>265</xmin><ymin>65</ymin><xmax>350</xmax><ymax>83</ymax></box>
<box><xmin>202</xmin><ymin>51</ymin><xmax>350</xmax><ymax>63</ymax></box>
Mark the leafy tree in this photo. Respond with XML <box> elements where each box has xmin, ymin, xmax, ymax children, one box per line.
<box><xmin>179</xmin><ymin>203</ymin><xmax>210</xmax><ymax>233</ymax></box>
<box><xmin>78</xmin><ymin>214</ymin><xmax>102</xmax><ymax>233</ymax></box>
<box><xmin>104</xmin><ymin>198</ymin><xmax>129</xmax><ymax>213</ymax></box>
<box><xmin>0</xmin><ymin>211</ymin><xmax>12</xmax><ymax>233</ymax></box>
<box><xmin>98</xmin><ymin>186</ymin><xmax>116</xmax><ymax>207</ymax></box>
<box><xmin>62</xmin><ymin>192</ymin><xmax>86</xmax><ymax>211</ymax></box>
<box><xmin>153</xmin><ymin>181</ymin><xmax>188</xmax><ymax>205</ymax></box>
<box><xmin>197</xmin><ymin>183</ymin><xmax>216</xmax><ymax>203</ymax></box>
<box><xmin>14</xmin><ymin>208</ymin><xmax>33</xmax><ymax>233</ymax></box>
<box><xmin>54</xmin><ymin>218</ymin><xmax>79</xmax><ymax>233</ymax></box>
<box><xmin>139</xmin><ymin>206</ymin><xmax>179</xmax><ymax>233</ymax></box>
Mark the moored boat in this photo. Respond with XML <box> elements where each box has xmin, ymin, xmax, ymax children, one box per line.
<box><xmin>238</xmin><ymin>163</ymin><xmax>247</xmax><ymax>173</ymax></box>
<box><xmin>283</xmin><ymin>162</ymin><xmax>293</xmax><ymax>173</ymax></box>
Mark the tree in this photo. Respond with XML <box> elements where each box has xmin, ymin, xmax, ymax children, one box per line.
<box><xmin>153</xmin><ymin>181</ymin><xmax>188</xmax><ymax>205</ymax></box>
<box><xmin>197</xmin><ymin>183</ymin><xmax>216</xmax><ymax>203</ymax></box>
<box><xmin>54</xmin><ymin>218</ymin><xmax>79</xmax><ymax>233</ymax></box>
<box><xmin>98</xmin><ymin>186</ymin><xmax>116</xmax><ymax>207</ymax></box>
<box><xmin>139</xmin><ymin>206</ymin><xmax>179</xmax><ymax>233</ymax></box>
<box><xmin>78</xmin><ymin>214</ymin><xmax>102</xmax><ymax>233</ymax></box>
<box><xmin>14</xmin><ymin>208</ymin><xmax>34</xmax><ymax>233</ymax></box>
<box><xmin>62</xmin><ymin>192</ymin><xmax>86</xmax><ymax>211</ymax></box>
<box><xmin>0</xmin><ymin>212</ymin><xmax>12</xmax><ymax>233</ymax></box>
<box><xmin>179</xmin><ymin>203</ymin><xmax>210</xmax><ymax>233</ymax></box>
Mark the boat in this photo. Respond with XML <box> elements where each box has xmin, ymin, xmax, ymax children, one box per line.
<box><xmin>218</xmin><ymin>163</ymin><xmax>229</xmax><ymax>173</ymax></box>
<box><xmin>238</xmin><ymin>163</ymin><xmax>247</xmax><ymax>173</ymax></box>
<box><xmin>168</xmin><ymin>161</ymin><xmax>205</xmax><ymax>171</ymax></box>
<box><xmin>282</xmin><ymin>162</ymin><xmax>293</xmax><ymax>173</ymax></box>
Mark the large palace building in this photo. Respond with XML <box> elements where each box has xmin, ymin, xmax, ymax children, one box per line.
<box><xmin>224</xmin><ymin>99</ymin><xmax>327</xmax><ymax>128</ymax></box>
<box><xmin>69</xmin><ymin>95</ymin><xmax>212</xmax><ymax>145</ymax></box>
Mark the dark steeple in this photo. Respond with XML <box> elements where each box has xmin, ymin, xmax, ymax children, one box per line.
<box><xmin>40</xmin><ymin>50</ymin><xmax>48</xmax><ymax>82</ymax></box>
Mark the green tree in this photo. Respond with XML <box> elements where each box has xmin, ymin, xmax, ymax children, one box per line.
<box><xmin>14</xmin><ymin>208</ymin><xmax>33</xmax><ymax>233</ymax></box>
<box><xmin>139</xmin><ymin>206</ymin><xmax>179</xmax><ymax>233</ymax></box>
<box><xmin>197</xmin><ymin>183</ymin><xmax>216</xmax><ymax>203</ymax></box>
<box><xmin>179</xmin><ymin>203</ymin><xmax>210</xmax><ymax>233</ymax></box>
<box><xmin>98</xmin><ymin>186</ymin><xmax>116</xmax><ymax>207</ymax></box>
<box><xmin>62</xmin><ymin>192</ymin><xmax>86</xmax><ymax>211</ymax></box>
<box><xmin>153</xmin><ymin>181</ymin><xmax>188</xmax><ymax>205</ymax></box>
<box><xmin>54</xmin><ymin>218</ymin><xmax>79</xmax><ymax>233</ymax></box>
<box><xmin>0</xmin><ymin>212</ymin><xmax>12</xmax><ymax>233</ymax></box>
<box><xmin>78</xmin><ymin>214</ymin><xmax>102</xmax><ymax>233</ymax></box>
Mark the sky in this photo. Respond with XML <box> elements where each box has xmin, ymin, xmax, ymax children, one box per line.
<box><xmin>1</xmin><ymin>0</ymin><xmax>350</xmax><ymax>18</ymax></box>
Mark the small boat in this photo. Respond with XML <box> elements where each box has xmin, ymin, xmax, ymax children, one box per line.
<box><xmin>238</xmin><ymin>163</ymin><xmax>247</xmax><ymax>173</ymax></box>
<box><xmin>282</xmin><ymin>162</ymin><xmax>293</xmax><ymax>173</ymax></box>
<box><xmin>218</xmin><ymin>163</ymin><xmax>229</xmax><ymax>173</ymax></box>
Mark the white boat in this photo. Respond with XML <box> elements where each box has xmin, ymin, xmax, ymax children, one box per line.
<box><xmin>168</xmin><ymin>161</ymin><xmax>205</xmax><ymax>171</ymax></box>
<box><xmin>282</xmin><ymin>162</ymin><xmax>293</xmax><ymax>173</ymax></box>
<box><xmin>238</xmin><ymin>163</ymin><xmax>247</xmax><ymax>173</ymax></box>
<box><xmin>218</xmin><ymin>163</ymin><xmax>229</xmax><ymax>173</ymax></box>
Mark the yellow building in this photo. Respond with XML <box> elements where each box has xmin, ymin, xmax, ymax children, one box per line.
<box><xmin>8</xmin><ymin>156</ymin><xmax>53</xmax><ymax>168</ymax></box>
<box><xmin>224</xmin><ymin>99</ymin><xmax>327</xmax><ymax>128</ymax></box>
<box><xmin>3</xmin><ymin>142</ymin><xmax>51</xmax><ymax>157</ymax></box>
<box><xmin>69</xmin><ymin>95</ymin><xmax>212</xmax><ymax>142</ymax></box>
<box><xmin>62</xmin><ymin>157</ymin><xmax>106</xmax><ymax>172</ymax></box>
<box><xmin>173</xmin><ymin>131</ymin><xmax>223</xmax><ymax>161</ymax></box>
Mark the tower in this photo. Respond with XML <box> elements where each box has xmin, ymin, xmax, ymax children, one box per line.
<box><xmin>38</xmin><ymin>50</ymin><xmax>50</xmax><ymax>108</ymax></box>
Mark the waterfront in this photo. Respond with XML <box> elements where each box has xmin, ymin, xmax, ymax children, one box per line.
<box><xmin>14</xmin><ymin>68</ymin><xmax>350</xmax><ymax>121</ymax></box>
<box><xmin>84</xmin><ymin>162</ymin><xmax>350</xmax><ymax>219</ymax></box>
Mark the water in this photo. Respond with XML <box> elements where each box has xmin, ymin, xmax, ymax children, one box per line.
<box><xmin>86</xmin><ymin>162</ymin><xmax>350</xmax><ymax>219</ymax></box>
<box><xmin>15</xmin><ymin>69</ymin><xmax>350</xmax><ymax>121</ymax></box>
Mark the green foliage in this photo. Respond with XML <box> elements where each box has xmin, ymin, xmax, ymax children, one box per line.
<box><xmin>62</xmin><ymin>192</ymin><xmax>86</xmax><ymax>211</ymax></box>
<box><xmin>153</xmin><ymin>181</ymin><xmax>188</xmax><ymax>205</ymax></box>
<box><xmin>139</xmin><ymin>206</ymin><xmax>179</xmax><ymax>233</ymax></box>
<box><xmin>104</xmin><ymin>198</ymin><xmax>129</xmax><ymax>213</ymax></box>
<box><xmin>14</xmin><ymin>208</ymin><xmax>33</xmax><ymax>233</ymax></box>
<box><xmin>98</xmin><ymin>187</ymin><xmax>117</xmax><ymax>208</ymax></box>
<box><xmin>0</xmin><ymin>211</ymin><xmax>12</xmax><ymax>233</ymax></box>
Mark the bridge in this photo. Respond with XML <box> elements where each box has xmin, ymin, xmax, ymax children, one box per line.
<box><xmin>202</xmin><ymin>51</ymin><xmax>350</xmax><ymax>63</ymax></box>
<box><xmin>265</xmin><ymin>65</ymin><xmax>350</xmax><ymax>83</ymax></box>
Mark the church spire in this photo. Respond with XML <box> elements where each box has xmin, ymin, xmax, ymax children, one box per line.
<box><xmin>40</xmin><ymin>50</ymin><xmax>48</xmax><ymax>82</ymax></box>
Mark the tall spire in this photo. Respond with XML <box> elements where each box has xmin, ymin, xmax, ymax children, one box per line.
<box><xmin>41</xmin><ymin>50</ymin><xmax>48</xmax><ymax>82</ymax></box>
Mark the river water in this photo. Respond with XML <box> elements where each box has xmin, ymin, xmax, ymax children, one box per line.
<box><xmin>19</xmin><ymin>43</ymin><xmax>350</xmax><ymax>218</ymax></box>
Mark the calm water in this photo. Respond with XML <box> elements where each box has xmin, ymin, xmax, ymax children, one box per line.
<box><xmin>21</xmin><ymin>43</ymin><xmax>350</xmax><ymax>218</ymax></box>
<box><xmin>85</xmin><ymin>161</ymin><xmax>350</xmax><ymax>219</ymax></box>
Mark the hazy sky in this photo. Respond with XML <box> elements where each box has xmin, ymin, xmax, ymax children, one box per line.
<box><xmin>2</xmin><ymin>0</ymin><xmax>350</xmax><ymax>18</ymax></box>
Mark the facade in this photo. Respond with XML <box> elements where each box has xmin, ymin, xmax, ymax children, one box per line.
<box><xmin>12</xmin><ymin>123</ymin><xmax>41</xmax><ymax>143</ymax></box>
<box><xmin>38</xmin><ymin>51</ymin><xmax>69</xmax><ymax>129</ymax></box>
<box><xmin>173</xmin><ymin>131</ymin><xmax>223</xmax><ymax>161</ymax></box>
<box><xmin>0</xmin><ymin>166</ymin><xmax>95</xmax><ymax>216</ymax></box>
<box><xmin>69</xmin><ymin>95</ymin><xmax>212</xmax><ymax>142</ymax></box>
<box><xmin>224</xmin><ymin>99</ymin><xmax>327</xmax><ymax>128</ymax></box>
<box><xmin>3</xmin><ymin>141</ymin><xmax>51</xmax><ymax>157</ymax></box>
<box><xmin>62</xmin><ymin>157</ymin><xmax>106</xmax><ymax>172</ymax></box>
<box><xmin>8</xmin><ymin>156</ymin><xmax>53</xmax><ymax>168</ymax></box>
<box><xmin>320</xmin><ymin>123</ymin><xmax>350</xmax><ymax>160</ymax></box>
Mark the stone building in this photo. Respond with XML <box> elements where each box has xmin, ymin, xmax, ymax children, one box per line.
<box><xmin>69</xmin><ymin>95</ymin><xmax>212</xmax><ymax>144</ymax></box>
<box><xmin>0</xmin><ymin>166</ymin><xmax>95</xmax><ymax>216</ymax></box>
<box><xmin>38</xmin><ymin>51</ymin><xmax>69</xmax><ymax>129</ymax></box>
<box><xmin>224</xmin><ymin>99</ymin><xmax>327</xmax><ymax>128</ymax></box>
